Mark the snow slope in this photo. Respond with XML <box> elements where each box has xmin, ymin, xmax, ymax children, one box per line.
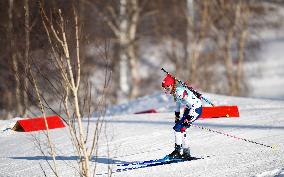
<box><xmin>1</xmin><ymin>93</ymin><xmax>284</xmax><ymax>177</ymax></box>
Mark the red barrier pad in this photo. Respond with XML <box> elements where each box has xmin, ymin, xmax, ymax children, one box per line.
<box><xmin>200</xmin><ymin>106</ymin><xmax>239</xmax><ymax>119</ymax></box>
<box><xmin>13</xmin><ymin>115</ymin><xmax>65</xmax><ymax>132</ymax></box>
<box><xmin>135</xmin><ymin>109</ymin><xmax>157</xmax><ymax>114</ymax></box>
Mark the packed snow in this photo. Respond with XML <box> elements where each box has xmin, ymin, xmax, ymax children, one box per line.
<box><xmin>0</xmin><ymin>92</ymin><xmax>284</xmax><ymax>177</ymax></box>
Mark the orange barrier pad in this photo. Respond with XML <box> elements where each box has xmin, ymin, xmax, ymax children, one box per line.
<box><xmin>13</xmin><ymin>115</ymin><xmax>65</xmax><ymax>132</ymax></box>
<box><xmin>200</xmin><ymin>106</ymin><xmax>239</xmax><ymax>119</ymax></box>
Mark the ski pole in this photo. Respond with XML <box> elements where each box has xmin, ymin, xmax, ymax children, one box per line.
<box><xmin>201</xmin><ymin>96</ymin><xmax>215</xmax><ymax>107</ymax></box>
<box><xmin>161</xmin><ymin>68</ymin><xmax>215</xmax><ymax>106</ymax></box>
<box><xmin>192</xmin><ymin>124</ymin><xmax>275</xmax><ymax>149</ymax></box>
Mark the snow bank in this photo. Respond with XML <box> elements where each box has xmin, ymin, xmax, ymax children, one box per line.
<box><xmin>0</xmin><ymin>117</ymin><xmax>21</xmax><ymax>137</ymax></box>
<box><xmin>0</xmin><ymin>93</ymin><xmax>284</xmax><ymax>177</ymax></box>
<box><xmin>255</xmin><ymin>168</ymin><xmax>284</xmax><ymax>177</ymax></box>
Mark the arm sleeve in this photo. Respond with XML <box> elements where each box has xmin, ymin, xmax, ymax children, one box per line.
<box><xmin>175</xmin><ymin>101</ymin><xmax>181</xmax><ymax>113</ymax></box>
<box><xmin>176</xmin><ymin>88</ymin><xmax>192</xmax><ymax>109</ymax></box>
<box><xmin>183</xmin><ymin>108</ymin><xmax>190</xmax><ymax>117</ymax></box>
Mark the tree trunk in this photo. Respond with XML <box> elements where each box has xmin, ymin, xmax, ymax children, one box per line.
<box><xmin>236</xmin><ymin>4</ymin><xmax>249</xmax><ymax>96</ymax></box>
<box><xmin>62</xmin><ymin>10</ymin><xmax>90</xmax><ymax>176</ymax></box>
<box><xmin>187</xmin><ymin>0</ymin><xmax>208</xmax><ymax>84</ymax></box>
<box><xmin>224</xmin><ymin>2</ymin><xmax>242</xmax><ymax>96</ymax></box>
<box><xmin>189</xmin><ymin>42</ymin><xmax>200</xmax><ymax>83</ymax></box>
<box><xmin>224</xmin><ymin>31</ymin><xmax>236</xmax><ymax>95</ymax></box>
<box><xmin>8</xmin><ymin>0</ymin><xmax>22</xmax><ymax>116</ymax></box>
<box><xmin>128</xmin><ymin>0</ymin><xmax>139</xmax><ymax>99</ymax></box>
<box><xmin>73</xmin><ymin>90</ymin><xmax>90</xmax><ymax>177</ymax></box>
<box><xmin>62</xmin><ymin>28</ymin><xmax>90</xmax><ymax>177</ymax></box>
<box><xmin>118</xmin><ymin>0</ymin><xmax>130</xmax><ymax>102</ymax></box>
<box><xmin>119</xmin><ymin>45</ymin><xmax>129</xmax><ymax>102</ymax></box>
<box><xmin>186</xmin><ymin>0</ymin><xmax>195</xmax><ymax>82</ymax></box>
<box><xmin>40</xmin><ymin>6</ymin><xmax>91</xmax><ymax>176</ymax></box>
<box><xmin>23</xmin><ymin>0</ymin><xmax>30</xmax><ymax>116</ymax></box>
<box><xmin>6</xmin><ymin>91</ymin><xmax>13</xmax><ymax>119</ymax></box>
<box><xmin>236</xmin><ymin>30</ymin><xmax>247</xmax><ymax>96</ymax></box>
<box><xmin>30</xmin><ymin>68</ymin><xmax>59</xmax><ymax>177</ymax></box>
<box><xmin>128</xmin><ymin>44</ymin><xmax>139</xmax><ymax>99</ymax></box>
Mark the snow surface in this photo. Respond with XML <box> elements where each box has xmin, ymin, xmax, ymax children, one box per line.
<box><xmin>1</xmin><ymin>92</ymin><xmax>284</xmax><ymax>177</ymax></box>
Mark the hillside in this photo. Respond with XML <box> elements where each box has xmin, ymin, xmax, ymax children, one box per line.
<box><xmin>1</xmin><ymin>93</ymin><xmax>284</xmax><ymax>177</ymax></box>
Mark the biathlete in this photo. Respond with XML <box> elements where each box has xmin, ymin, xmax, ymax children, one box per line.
<box><xmin>162</xmin><ymin>74</ymin><xmax>203</xmax><ymax>160</ymax></box>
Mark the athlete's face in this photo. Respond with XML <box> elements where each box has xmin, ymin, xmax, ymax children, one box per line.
<box><xmin>163</xmin><ymin>85</ymin><xmax>172</xmax><ymax>94</ymax></box>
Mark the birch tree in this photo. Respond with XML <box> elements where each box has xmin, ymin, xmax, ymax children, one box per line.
<box><xmin>40</xmin><ymin>4</ymin><xmax>91</xmax><ymax>177</ymax></box>
<box><xmin>23</xmin><ymin>0</ymin><xmax>30</xmax><ymax>116</ymax></box>
<box><xmin>185</xmin><ymin>0</ymin><xmax>210</xmax><ymax>84</ymax></box>
<box><xmin>218</xmin><ymin>1</ymin><xmax>250</xmax><ymax>96</ymax></box>
<box><xmin>8</xmin><ymin>0</ymin><xmax>23</xmax><ymax>116</ymax></box>
<box><xmin>114</xmin><ymin>0</ymin><xmax>140</xmax><ymax>101</ymax></box>
<box><xmin>87</xmin><ymin>0</ymin><xmax>140</xmax><ymax>101</ymax></box>
<box><xmin>236</xmin><ymin>3</ymin><xmax>250</xmax><ymax>96</ymax></box>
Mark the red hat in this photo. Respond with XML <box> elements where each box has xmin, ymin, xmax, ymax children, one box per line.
<box><xmin>162</xmin><ymin>74</ymin><xmax>175</xmax><ymax>87</ymax></box>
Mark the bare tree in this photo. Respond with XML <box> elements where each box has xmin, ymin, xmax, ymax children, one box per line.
<box><xmin>185</xmin><ymin>0</ymin><xmax>210</xmax><ymax>85</ymax></box>
<box><xmin>8</xmin><ymin>0</ymin><xmax>23</xmax><ymax>116</ymax></box>
<box><xmin>111</xmin><ymin>0</ymin><xmax>140</xmax><ymax>100</ymax></box>
<box><xmin>182</xmin><ymin>0</ymin><xmax>252</xmax><ymax>96</ymax></box>
<box><xmin>28</xmin><ymin>62</ymin><xmax>60</xmax><ymax>176</ymax></box>
<box><xmin>236</xmin><ymin>2</ymin><xmax>250</xmax><ymax>96</ymax></box>
<box><xmin>214</xmin><ymin>1</ymin><xmax>251</xmax><ymax>96</ymax></box>
<box><xmin>40</xmin><ymin>5</ymin><xmax>91</xmax><ymax>176</ymax></box>
<box><xmin>39</xmin><ymin>2</ymin><xmax>112</xmax><ymax>176</ymax></box>
<box><xmin>86</xmin><ymin>0</ymin><xmax>140</xmax><ymax>101</ymax></box>
<box><xmin>223</xmin><ymin>1</ymin><xmax>241</xmax><ymax>96</ymax></box>
<box><xmin>23</xmin><ymin>0</ymin><xmax>30</xmax><ymax>116</ymax></box>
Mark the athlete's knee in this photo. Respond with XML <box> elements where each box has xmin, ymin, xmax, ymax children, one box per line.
<box><xmin>173</xmin><ymin>124</ymin><xmax>188</xmax><ymax>132</ymax></box>
<box><xmin>173</xmin><ymin>124</ymin><xmax>182</xmax><ymax>132</ymax></box>
<box><xmin>180</xmin><ymin>127</ymin><xmax>187</xmax><ymax>133</ymax></box>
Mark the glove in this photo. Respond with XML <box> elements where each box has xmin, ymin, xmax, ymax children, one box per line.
<box><xmin>182</xmin><ymin>114</ymin><xmax>194</xmax><ymax>127</ymax></box>
<box><xmin>182</xmin><ymin>118</ymin><xmax>192</xmax><ymax>127</ymax></box>
<box><xmin>175</xmin><ymin>111</ymin><xmax>180</xmax><ymax>123</ymax></box>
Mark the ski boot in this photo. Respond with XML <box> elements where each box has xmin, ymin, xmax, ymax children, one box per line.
<box><xmin>182</xmin><ymin>148</ymin><xmax>192</xmax><ymax>160</ymax></box>
<box><xmin>168</xmin><ymin>144</ymin><xmax>182</xmax><ymax>160</ymax></box>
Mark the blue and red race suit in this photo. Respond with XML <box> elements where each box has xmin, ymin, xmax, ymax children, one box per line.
<box><xmin>173</xmin><ymin>84</ymin><xmax>202</xmax><ymax>132</ymax></box>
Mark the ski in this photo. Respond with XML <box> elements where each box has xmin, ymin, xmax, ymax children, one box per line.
<box><xmin>95</xmin><ymin>156</ymin><xmax>207</xmax><ymax>175</ymax></box>
<box><xmin>116</xmin><ymin>155</ymin><xmax>174</xmax><ymax>167</ymax></box>
<box><xmin>115</xmin><ymin>156</ymin><xmax>202</xmax><ymax>172</ymax></box>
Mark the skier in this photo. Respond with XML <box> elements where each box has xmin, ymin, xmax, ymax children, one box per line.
<box><xmin>162</xmin><ymin>74</ymin><xmax>202</xmax><ymax>160</ymax></box>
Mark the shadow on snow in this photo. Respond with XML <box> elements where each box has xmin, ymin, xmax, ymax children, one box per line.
<box><xmin>10</xmin><ymin>156</ymin><xmax>131</xmax><ymax>165</ymax></box>
<box><xmin>99</xmin><ymin>119</ymin><xmax>284</xmax><ymax>130</ymax></box>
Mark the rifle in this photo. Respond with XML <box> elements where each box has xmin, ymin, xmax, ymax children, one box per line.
<box><xmin>161</xmin><ymin>68</ymin><xmax>215</xmax><ymax>106</ymax></box>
